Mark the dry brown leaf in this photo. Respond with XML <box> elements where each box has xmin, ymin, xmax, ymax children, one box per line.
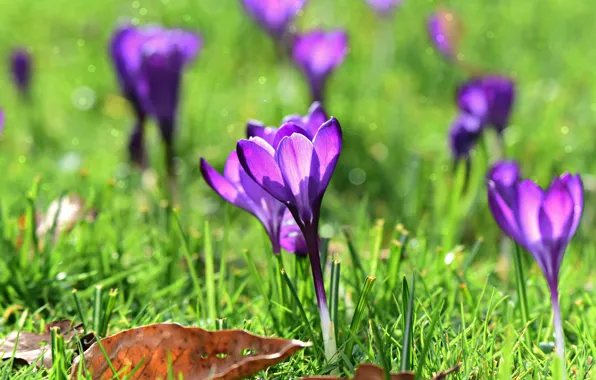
<box><xmin>0</xmin><ymin>320</ymin><xmax>81</xmax><ymax>368</ymax></box>
<box><xmin>302</xmin><ymin>362</ymin><xmax>461</xmax><ymax>380</ymax></box>
<box><xmin>71</xmin><ymin>323</ymin><xmax>310</xmax><ymax>380</ymax></box>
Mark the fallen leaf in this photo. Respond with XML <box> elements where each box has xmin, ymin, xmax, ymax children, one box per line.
<box><xmin>71</xmin><ymin>323</ymin><xmax>310</xmax><ymax>380</ymax></box>
<box><xmin>0</xmin><ymin>320</ymin><xmax>82</xmax><ymax>368</ymax></box>
<box><xmin>302</xmin><ymin>362</ymin><xmax>461</xmax><ymax>380</ymax></box>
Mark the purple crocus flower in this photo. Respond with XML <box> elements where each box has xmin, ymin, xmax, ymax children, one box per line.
<box><xmin>10</xmin><ymin>48</ymin><xmax>32</xmax><ymax>97</ymax></box>
<box><xmin>237</xmin><ymin>117</ymin><xmax>342</xmax><ymax>359</ymax></box>
<box><xmin>247</xmin><ymin>101</ymin><xmax>328</xmax><ymax>143</ymax></box>
<box><xmin>366</xmin><ymin>0</ymin><xmax>402</xmax><ymax>15</ymax></box>
<box><xmin>427</xmin><ymin>9</ymin><xmax>461</xmax><ymax>59</ymax></box>
<box><xmin>109</xmin><ymin>24</ymin><xmax>200</xmax><ymax>176</ymax></box>
<box><xmin>488</xmin><ymin>162</ymin><xmax>584</xmax><ymax>368</ymax></box>
<box><xmin>457</xmin><ymin>75</ymin><xmax>515</xmax><ymax>134</ymax></box>
<box><xmin>242</xmin><ymin>0</ymin><xmax>306</xmax><ymax>39</ymax></box>
<box><xmin>200</xmin><ymin>151</ymin><xmax>306</xmax><ymax>256</ymax></box>
<box><xmin>292</xmin><ymin>30</ymin><xmax>349</xmax><ymax>103</ymax></box>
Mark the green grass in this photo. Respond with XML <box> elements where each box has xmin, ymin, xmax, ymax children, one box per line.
<box><xmin>1</xmin><ymin>0</ymin><xmax>596</xmax><ymax>378</ymax></box>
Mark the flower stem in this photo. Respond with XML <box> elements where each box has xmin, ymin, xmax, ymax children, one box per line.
<box><xmin>550</xmin><ymin>286</ymin><xmax>566</xmax><ymax>379</ymax></box>
<box><xmin>303</xmin><ymin>224</ymin><xmax>336</xmax><ymax>363</ymax></box>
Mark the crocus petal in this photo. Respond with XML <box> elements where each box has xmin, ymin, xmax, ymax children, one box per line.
<box><xmin>367</xmin><ymin>0</ymin><xmax>402</xmax><ymax>14</ymax></box>
<box><xmin>223</xmin><ymin>151</ymin><xmax>244</xmax><ymax>185</ymax></box>
<box><xmin>560</xmin><ymin>173</ymin><xmax>583</xmax><ymax>236</ymax></box>
<box><xmin>449</xmin><ymin>113</ymin><xmax>482</xmax><ymax>159</ymax></box>
<box><xmin>313</xmin><ymin>117</ymin><xmax>342</xmax><ymax>197</ymax></box>
<box><xmin>0</xmin><ymin>109</ymin><xmax>4</xmax><ymax>134</ymax></box>
<box><xmin>539</xmin><ymin>178</ymin><xmax>574</xmax><ymax>243</ymax></box>
<box><xmin>272</xmin><ymin>123</ymin><xmax>309</xmax><ymax>148</ymax></box>
<box><xmin>516</xmin><ymin>179</ymin><xmax>545</xmax><ymax>246</ymax></box>
<box><xmin>246</xmin><ymin>120</ymin><xmax>277</xmax><ymax>146</ymax></box>
<box><xmin>488</xmin><ymin>183</ymin><xmax>523</xmax><ymax>245</ymax></box>
<box><xmin>280</xmin><ymin>210</ymin><xmax>307</xmax><ymax>256</ymax></box>
<box><xmin>276</xmin><ymin>133</ymin><xmax>320</xmax><ymax>222</ymax></box>
<box><xmin>237</xmin><ymin>138</ymin><xmax>291</xmax><ymax>202</ymax></box>
<box><xmin>292</xmin><ymin>29</ymin><xmax>349</xmax><ymax>82</ymax></box>
<box><xmin>457</xmin><ymin>79</ymin><xmax>488</xmax><ymax>119</ymax></box>
<box><xmin>487</xmin><ymin>160</ymin><xmax>520</xmax><ymax>206</ymax></box>
<box><xmin>282</xmin><ymin>101</ymin><xmax>328</xmax><ymax>139</ymax></box>
<box><xmin>242</xmin><ymin>0</ymin><xmax>306</xmax><ymax>37</ymax></box>
<box><xmin>427</xmin><ymin>10</ymin><xmax>462</xmax><ymax>58</ymax></box>
<box><xmin>200</xmin><ymin>157</ymin><xmax>252</xmax><ymax>212</ymax></box>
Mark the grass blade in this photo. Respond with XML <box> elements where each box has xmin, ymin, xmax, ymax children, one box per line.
<box><xmin>401</xmin><ymin>275</ymin><xmax>415</xmax><ymax>372</ymax></box>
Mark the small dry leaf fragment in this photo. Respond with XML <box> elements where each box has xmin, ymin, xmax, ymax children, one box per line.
<box><xmin>37</xmin><ymin>193</ymin><xmax>96</xmax><ymax>240</ymax></box>
<box><xmin>430</xmin><ymin>362</ymin><xmax>461</xmax><ymax>380</ymax></box>
<box><xmin>0</xmin><ymin>320</ymin><xmax>81</xmax><ymax>368</ymax></box>
<box><xmin>71</xmin><ymin>323</ymin><xmax>310</xmax><ymax>380</ymax></box>
<box><xmin>302</xmin><ymin>363</ymin><xmax>414</xmax><ymax>380</ymax></box>
<box><xmin>302</xmin><ymin>362</ymin><xmax>461</xmax><ymax>380</ymax></box>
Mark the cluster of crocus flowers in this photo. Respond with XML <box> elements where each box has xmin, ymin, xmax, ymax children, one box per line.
<box><xmin>449</xmin><ymin>75</ymin><xmax>515</xmax><ymax>160</ymax></box>
<box><xmin>366</xmin><ymin>0</ymin><xmax>402</xmax><ymax>15</ymax></box>
<box><xmin>10</xmin><ymin>48</ymin><xmax>33</xmax><ymax>98</ymax></box>
<box><xmin>201</xmin><ymin>102</ymin><xmax>326</xmax><ymax>256</ymax></box>
<box><xmin>240</xmin><ymin>1</ymin><xmax>349</xmax><ymax>105</ymax></box>
<box><xmin>292</xmin><ymin>30</ymin><xmax>349</xmax><ymax>103</ymax></box>
<box><xmin>201</xmin><ymin>101</ymin><xmax>341</xmax><ymax>360</ymax></box>
<box><xmin>110</xmin><ymin>24</ymin><xmax>201</xmax><ymax>178</ymax></box>
<box><xmin>487</xmin><ymin>161</ymin><xmax>584</xmax><ymax>370</ymax></box>
<box><xmin>242</xmin><ymin>0</ymin><xmax>306</xmax><ymax>40</ymax></box>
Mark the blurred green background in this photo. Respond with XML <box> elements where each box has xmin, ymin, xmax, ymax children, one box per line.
<box><xmin>0</xmin><ymin>0</ymin><xmax>595</xmax><ymax>248</ymax></box>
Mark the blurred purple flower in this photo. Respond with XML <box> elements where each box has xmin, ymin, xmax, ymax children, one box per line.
<box><xmin>366</xmin><ymin>0</ymin><xmax>402</xmax><ymax>15</ymax></box>
<box><xmin>457</xmin><ymin>75</ymin><xmax>515</xmax><ymax>134</ymax></box>
<box><xmin>448</xmin><ymin>112</ymin><xmax>482</xmax><ymax>159</ymax></box>
<box><xmin>237</xmin><ymin>117</ymin><xmax>342</xmax><ymax>357</ymax></box>
<box><xmin>488</xmin><ymin>164</ymin><xmax>583</xmax><ymax>362</ymax></box>
<box><xmin>292</xmin><ymin>30</ymin><xmax>349</xmax><ymax>103</ymax></box>
<box><xmin>427</xmin><ymin>9</ymin><xmax>462</xmax><ymax>59</ymax></box>
<box><xmin>242</xmin><ymin>0</ymin><xmax>306</xmax><ymax>38</ymax></box>
<box><xmin>200</xmin><ymin>151</ymin><xmax>306</xmax><ymax>255</ymax></box>
<box><xmin>0</xmin><ymin>108</ymin><xmax>4</xmax><ymax>134</ymax></box>
<box><xmin>10</xmin><ymin>48</ymin><xmax>32</xmax><ymax>96</ymax></box>
<box><xmin>247</xmin><ymin>101</ymin><xmax>328</xmax><ymax>143</ymax></box>
<box><xmin>109</xmin><ymin>24</ymin><xmax>201</xmax><ymax>176</ymax></box>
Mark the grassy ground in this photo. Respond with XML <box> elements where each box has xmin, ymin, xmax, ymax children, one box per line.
<box><xmin>1</xmin><ymin>0</ymin><xmax>596</xmax><ymax>378</ymax></box>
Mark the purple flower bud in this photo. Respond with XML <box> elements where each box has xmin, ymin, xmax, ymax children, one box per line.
<box><xmin>366</xmin><ymin>0</ymin><xmax>402</xmax><ymax>15</ymax></box>
<box><xmin>0</xmin><ymin>108</ymin><xmax>4</xmax><ymax>135</ymax></box>
<box><xmin>427</xmin><ymin>9</ymin><xmax>462</xmax><ymax>59</ymax></box>
<box><xmin>109</xmin><ymin>24</ymin><xmax>201</xmax><ymax>176</ymax></box>
<box><xmin>292</xmin><ymin>30</ymin><xmax>348</xmax><ymax>103</ymax></box>
<box><xmin>448</xmin><ymin>112</ymin><xmax>482</xmax><ymax>159</ymax></box>
<box><xmin>237</xmin><ymin>117</ymin><xmax>342</xmax><ymax>355</ymax></box>
<box><xmin>457</xmin><ymin>75</ymin><xmax>515</xmax><ymax>133</ymax></box>
<box><xmin>10</xmin><ymin>48</ymin><xmax>32</xmax><ymax>95</ymax></box>
<box><xmin>242</xmin><ymin>0</ymin><xmax>306</xmax><ymax>38</ymax></box>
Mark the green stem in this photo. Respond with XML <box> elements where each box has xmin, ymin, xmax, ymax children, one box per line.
<box><xmin>513</xmin><ymin>244</ymin><xmax>531</xmax><ymax>342</ymax></box>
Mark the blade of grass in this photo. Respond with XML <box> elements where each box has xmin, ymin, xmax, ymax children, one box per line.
<box><xmin>203</xmin><ymin>221</ymin><xmax>217</xmax><ymax>324</ymax></box>
<box><xmin>513</xmin><ymin>243</ymin><xmax>532</xmax><ymax>343</ymax></box>
<box><xmin>415</xmin><ymin>299</ymin><xmax>444</xmax><ymax>378</ymax></box>
<box><xmin>346</xmin><ymin>276</ymin><xmax>376</xmax><ymax>362</ymax></box>
<box><xmin>401</xmin><ymin>275</ymin><xmax>415</xmax><ymax>372</ymax></box>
